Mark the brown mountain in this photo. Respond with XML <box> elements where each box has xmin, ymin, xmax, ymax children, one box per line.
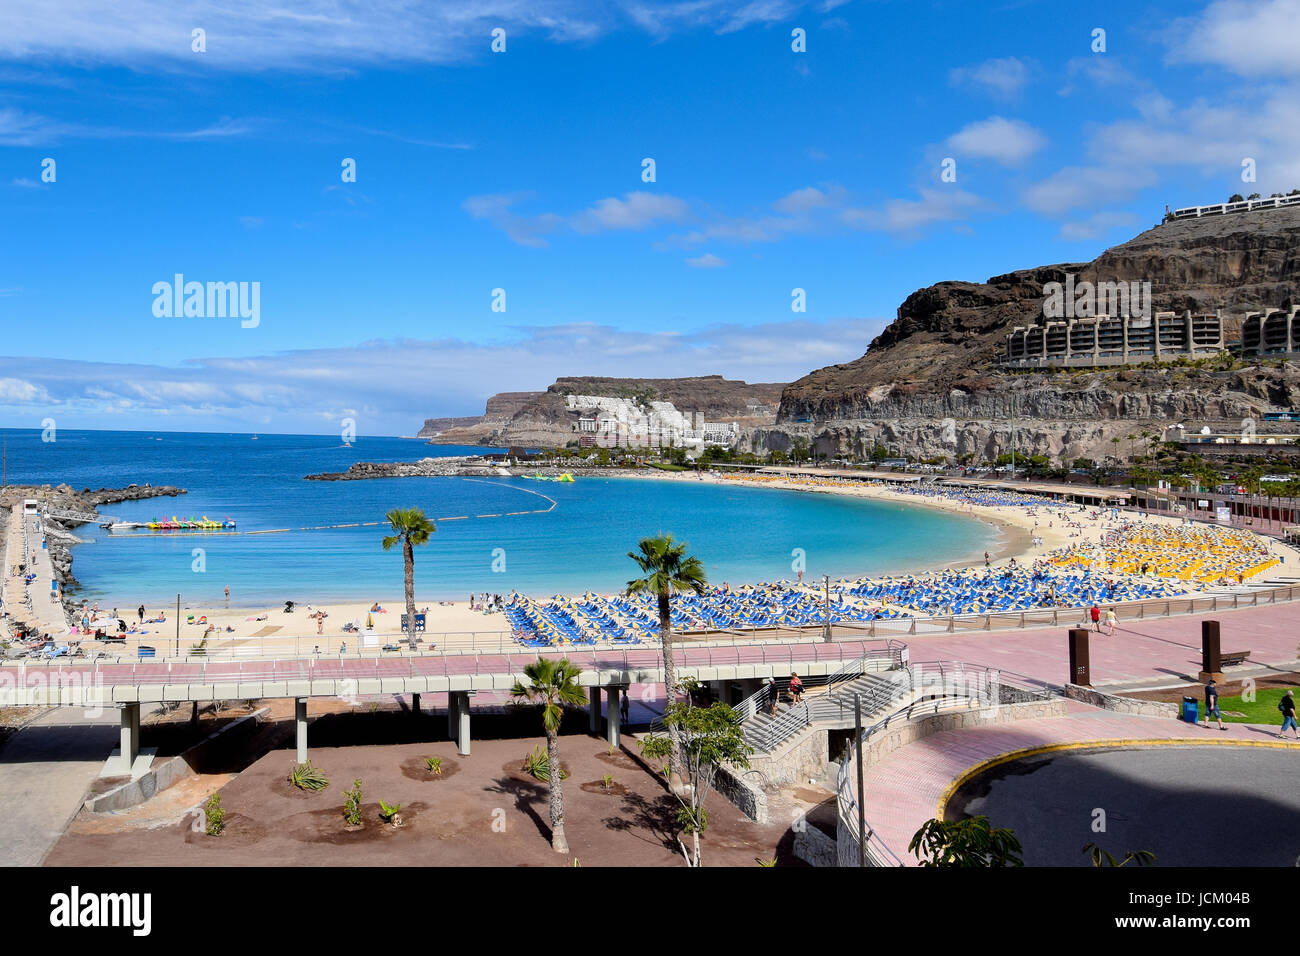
<box><xmin>770</xmin><ymin>206</ymin><xmax>1300</xmax><ymax>462</ymax></box>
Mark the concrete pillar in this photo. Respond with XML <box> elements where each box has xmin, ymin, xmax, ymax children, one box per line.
<box><xmin>295</xmin><ymin>698</ymin><xmax>308</xmax><ymax>764</ymax></box>
<box><xmin>411</xmin><ymin>693</ymin><xmax>421</xmax><ymax>715</ymax></box>
<box><xmin>452</xmin><ymin>691</ymin><xmax>471</xmax><ymax>756</ymax></box>
<box><xmin>589</xmin><ymin>686</ymin><xmax>602</xmax><ymax>734</ymax></box>
<box><xmin>606</xmin><ymin>686</ymin><xmax>621</xmax><ymax>749</ymax></box>
<box><xmin>119</xmin><ymin>703</ymin><xmax>140</xmax><ymax>768</ymax></box>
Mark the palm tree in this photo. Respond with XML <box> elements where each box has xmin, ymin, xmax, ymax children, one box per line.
<box><xmin>627</xmin><ymin>534</ymin><xmax>708</xmax><ymax>781</ymax></box>
<box><xmin>381</xmin><ymin>507</ymin><xmax>436</xmax><ymax>647</ymax></box>
<box><xmin>511</xmin><ymin>656</ymin><xmax>586</xmax><ymax>853</ymax></box>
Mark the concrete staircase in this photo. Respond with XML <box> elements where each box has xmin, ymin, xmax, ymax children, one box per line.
<box><xmin>743</xmin><ymin>670</ymin><xmax>910</xmax><ymax>753</ymax></box>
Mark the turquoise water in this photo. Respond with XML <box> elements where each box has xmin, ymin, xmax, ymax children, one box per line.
<box><xmin>3</xmin><ymin>429</ymin><xmax>1001</xmax><ymax>606</ymax></box>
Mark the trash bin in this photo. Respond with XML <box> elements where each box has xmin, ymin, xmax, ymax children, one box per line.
<box><xmin>1181</xmin><ymin>696</ymin><xmax>1199</xmax><ymax>723</ymax></box>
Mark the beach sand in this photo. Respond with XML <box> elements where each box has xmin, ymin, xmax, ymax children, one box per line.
<box><xmin>88</xmin><ymin>471</ymin><xmax>1299</xmax><ymax>657</ymax></box>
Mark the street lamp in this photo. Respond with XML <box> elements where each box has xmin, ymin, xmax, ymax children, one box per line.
<box><xmin>821</xmin><ymin>574</ymin><xmax>833</xmax><ymax>643</ymax></box>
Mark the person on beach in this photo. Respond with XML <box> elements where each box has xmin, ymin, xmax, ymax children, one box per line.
<box><xmin>1278</xmin><ymin>691</ymin><xmax>1298</xmax><ymax>740</ymax></box>
<box><xmin>224</xmin><ymin>585</ymin><xmax>230</xmax><ymax>607</ymax></box>
<box><xmin>1203</xmin><ymin>678</ymin><xmax>1226</xmax><ymax>731</ymax></box>
<box><xmin>137</xmin><ymin>604</ymin><xmax>145</xmax><ymax>624</ymax></box>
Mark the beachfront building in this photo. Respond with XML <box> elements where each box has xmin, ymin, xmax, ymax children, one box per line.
<box><xmin>1004</xmin><ymin>310</ymin><xmax>1225</xmax><ymax>368</ymax></box>
<box><xmin>1241</xmin><ymin>307</ymin><xmax>1300</xmax><ymax>359</ymax></box>
<box><xmin>564</xmin><ymin>394</ymin><xmax>740</xmax><ymax>451</ymax></box>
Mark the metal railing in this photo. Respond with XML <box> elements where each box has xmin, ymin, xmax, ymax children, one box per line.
<box><xmin>0</xmin><ymin>635</ymin><xmax>904</xmax><ymax>685</ymax></box>
<box><xmin>835</xmin><ymin>661</ymin><xmax>1065</xmax><ymax>866</ymax></box>
<box><xmin>850</xmin><ymin>583</ymin><xmax>1300</xmax><ymax>638</ymax></box>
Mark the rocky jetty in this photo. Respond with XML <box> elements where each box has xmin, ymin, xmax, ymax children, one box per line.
<box><xmin>305</xmin><ymin>457</ymin><xmax>503</xmax><ymax>480</ymax></box>
<box><xmin>1</xmin><ymin>483</ymin><xmax>186</xmax><ymax>611</ymax></box>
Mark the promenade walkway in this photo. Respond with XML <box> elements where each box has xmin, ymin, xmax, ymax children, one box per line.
<box><xmin>1</xmin><ymin>508</ymin><xmax>70</xmax><ymax>636</ymax></box>
<box><xmin>859</xmin><ymin>703</ymin><xmax>1296</xmax><ymax>867</ymax></box>
<box><xmin>0</xmin><ymin>706</ymin><xmax>119</xmax><ymax>865</ymax></box>
<box><xmin>898</xmin><ymin>600</ymin><xmax>1299</xmax><ymax>688</ymax></box>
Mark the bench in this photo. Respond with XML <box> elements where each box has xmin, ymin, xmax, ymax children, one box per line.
<box><xmin>1220</xmin><ymin>650</ymin><xmax>1251</xmax><ymax>667</ymax></box>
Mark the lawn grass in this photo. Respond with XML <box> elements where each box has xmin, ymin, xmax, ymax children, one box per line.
<box><xmin>1207</xmin><ymin>687</ymin><xmax>1295</xmax><ymax>724</ymax></box>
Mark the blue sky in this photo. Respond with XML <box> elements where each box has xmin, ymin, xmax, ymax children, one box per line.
<box><xmin>2</xmin><ymin>0</ymin><xmax>1298</xmax><ymax>436</ymax></box>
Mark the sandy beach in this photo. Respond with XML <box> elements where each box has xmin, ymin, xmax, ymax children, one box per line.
<box><xmin>71</xmin><ymin>470</ymin><xmax>1298</xmax><ymax>658</ymax></box>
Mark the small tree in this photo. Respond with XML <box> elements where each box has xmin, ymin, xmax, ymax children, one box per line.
<box><xmin>640</xmin><ymin>679</ymin><xmax>752</xmax><ymax>867</ymax></box>
<box><xmin>511</xmin><ymin>656</ymin><xmax>586</xmax><ymax>853</ymax></box>
<box><xmin>908</xmin><ymin>816</ymin><xmax>1023</xmax><ymax>867</ymax></box>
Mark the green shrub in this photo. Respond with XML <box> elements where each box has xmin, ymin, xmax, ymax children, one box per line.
<box><xmin>424</xmin><ymin>756</ymin><xmax>443</xmax><ymax>775</ymax></box>
<box><xmin>289</xmin><ymin>760</ymin><xmax>329</xmax><ymax>791</ymax></box>
<box><xmin>343</xmin><ymin>779</ymin><xmax>363</xmax><ymax>826</ymax></box>
<box><xmin>601</xmin><ymin>774</ymin><xmax>613</xmax><ymax>790</ymax></box>
<box><xmin>379</xmin><ymin>799</ymin><xmax>401</xmax><ymax>823</ymax></box>
<box><xmin>204</xmin><ymin>792</ymin><xmax>226</xmax><ymax>836</ymax></box>
<box><xmin>521</xmin><ymin>745</ymin><xmax>568</xmax><ymax>782</ymax></box>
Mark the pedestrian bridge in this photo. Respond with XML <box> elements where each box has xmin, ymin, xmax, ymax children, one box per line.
<box><xmin>0</xmin><ymin>637</ymin><xmax>906</xmax><ymax>773</ymax></box>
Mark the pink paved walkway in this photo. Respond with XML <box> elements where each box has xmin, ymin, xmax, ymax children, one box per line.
<box><xmin>861</xmin><ymin>703</ymin><xmax>1294</xmax><ymax>866</ymax></box>
<box><xmin>897</xmin><ymin>601</ymin><xmax>1299</xmax><ymax>687</ymax></box>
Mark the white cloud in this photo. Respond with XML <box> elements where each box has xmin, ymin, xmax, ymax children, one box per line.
<box><xmin>843</xmin><ymin>187</ymin><xmax>988</xmax><ymax>235</ymax></box>
<box><xmin>569</xmin><ymin>192</ymin><xmax>690</xmax><ymax>232</ymax></box>
<box><xmin>0</xmin><ymin>106</ymin><xmax>255</xmax><ymax>145</ymax></box>
<box><xmin>0</xmin><ymin>317</ymin><xmax>884</xmax><ymax>432</ymax></box>
<box><xmin>772</xmin><ymin>184</ymin><xmax>844</xmax><ymax>214</ymax></box>
<box><xmin>626</xmin><ymin>0</ymin><xmax>801</xmax><ymax>37</ymax></box>
<box><xmin>0</xmin><ymin>1</ymin><xmax>822</xmax><ymax>70</ymax></box>
<box><xmin>0</xmin><ymin>377</ymin><xmax>50</xmax><ymax>403</ymax></box>
<box><xmin>686</xmin><ymin>253</ymin><xmax>727</xmax><ymax>268</ymax></box>
<box><xmin>945</xmin><ymin>116</ymin><xmax>1046</xmax><ymax>167</ymax></box>
<box><xmin>949</xmin><ymin>56</ymin><xmax>1031</xmax><ymax>97</ymax></box>
<box><xmin>1057</xmin><ymin>211</ymin><xmax>1140</xmax><ymax>241</ymax></box>
<box><xmin>462</xmin><ymin>193</ymin><xmax>563</xmax><ymax>248</ymax></box>
<box><xmin>1021</xmin><ymin>166</ymin><xmax>1159</xmax><ymax>216</ymax></box>
<box><xmin>1169</xmin><ymin>0</ymin><xmax>1300</xmax><ymax>78</ymax></box>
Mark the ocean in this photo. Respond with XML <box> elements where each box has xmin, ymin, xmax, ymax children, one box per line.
<box><xmin>2</xmin><ymin>429</ymin><xmax>1001</xmax><ymax>606</ymax></box>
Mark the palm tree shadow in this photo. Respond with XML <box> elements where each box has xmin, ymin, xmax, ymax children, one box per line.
<box><xmin>602</xmin><ymin>790</ymin><xmax>679</xmax><ymax>854</ymax></box>
<box><xmin>485</xmin><ymin>776</ymin><xmax>551</xmax><ymax>843</ymax></box>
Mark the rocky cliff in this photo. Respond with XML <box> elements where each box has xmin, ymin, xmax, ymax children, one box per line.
<box><xmin>422</xmin><ymin>376</ymin><xmax>784</xmax><ymax>448</ymax></box>
<box><xmin>773</xmin><ymin>206</ymin><xmax>1300</xmax><ymax>462</ymax></box>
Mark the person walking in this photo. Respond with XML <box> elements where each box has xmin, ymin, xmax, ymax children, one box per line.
<box><xmin>224</xmin><ymin>585</ymin><xmax>230</xmax><ymax>608</ymax></box>
<box><xmin>1203</xmin><ymin>678</ymin><xmax>1226</xmax><ymax>731</ymax></box>
<box><xmin>1278</xmin><ymin>690</ymin><xmax>1299</xmax><ymax>740</ymax></box>
<box><xmin>137</xmin><ymin>604</ymin><xmax>145</xmax><ymax>624</ymax></box>
<box><xmin>620</xmin><ymin>691</ymin><xmax>630</xmax><ymax>727</ymax></box>
<box><xmin>789</xmin><ymin>672</ymin><xmax>805</xmax><ymax>707</ymax></box>
<box><xmin>1104</xmin><ymin>607</ymin><xmax>1117</xmax><ymax>636</ymax></box>
<box><xmin>766</xmin><ymin>676</ymin><xmax>779</xmax><ymax>715</ymax></box>
<box><xmin>1089</xmin><ymin>603</ymin><xmax>1101</xmax><ymax>633</ymax></box>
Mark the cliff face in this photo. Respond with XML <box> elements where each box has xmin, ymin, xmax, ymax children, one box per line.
<box><xmin>422</xmin><ymin>376</ymin><xmax>783</xmax><ymax>447</ymax></box>
<box><xmin>774</xmin><ymin>206</ymin><xmax>1300</xmax><ymax>461</ymax></box>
